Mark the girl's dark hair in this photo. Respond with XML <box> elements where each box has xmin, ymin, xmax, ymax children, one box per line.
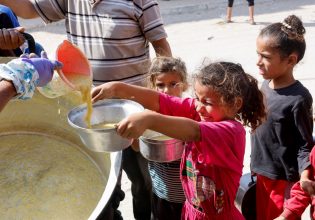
<box><xmin>148</xmin><ymin>56</ymin><xmax>188</xmax><ymax>89</ymax></box>
<box><xmin>194</xmin><ymin>61</ymin><xmax>266</xmax><ymax>131</ymax></box>
<box><xmin>259</xmin><ymin>15</ymin><xmax>306</xmax><ymax>63</ymax></box>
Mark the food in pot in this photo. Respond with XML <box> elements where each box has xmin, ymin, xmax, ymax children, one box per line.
<box><xmin>0</xmin><ymin>133</ymin><xmax>105</xmax><ymax>219</ymax></box>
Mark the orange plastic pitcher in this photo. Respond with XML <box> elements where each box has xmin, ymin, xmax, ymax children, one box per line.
<box><xmin>56</xmin><ymin>40</ymin><xmax>92</xmax><ymax>89</ymax></box>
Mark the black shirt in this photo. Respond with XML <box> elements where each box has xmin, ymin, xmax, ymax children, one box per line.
<box><xmin>251</xmin><ymin>80</ymin><xmax>313</xmax><ymax>181</ymax></box>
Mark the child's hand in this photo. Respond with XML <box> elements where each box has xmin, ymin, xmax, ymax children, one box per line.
<box><xmin>300</xmin><ymin>167</ymin><xmax>315</xmax><ymax>196</ymax></box>
<box><xmin>300</xmin><ymin>179</ymin><xmax>315</xmax><ymax>196</ymax></box>
<box><xmin>131</xmin><ymin>139</ymin><xmax>140</xmax><ymax>152</ymax></box>
<box><xmin>116</xmin><ymin>110</ymin><xmax>153</xmax><ymax>139</ymax></box>
<box><xmin>91</xmin><ymin>82</ymin><xmax>116</xmax><ymax>103</ymax></box>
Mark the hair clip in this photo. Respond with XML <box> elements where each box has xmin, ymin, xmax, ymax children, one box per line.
<box><xmin>282</xmin><ymin>22</ymin><xmax>292</xmax><ymax>29</ymax></box>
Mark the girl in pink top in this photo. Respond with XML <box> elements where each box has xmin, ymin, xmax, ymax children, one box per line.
<box><xmin>92</xmin><ymin>61</ymin><xmax>266</xmax><ymax>220</ymax></box>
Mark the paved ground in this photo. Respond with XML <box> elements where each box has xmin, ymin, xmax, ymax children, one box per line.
<box><xmin>18</xmin><ymin>0</ymin><xmax>315</xmax><ymax>219</ymax></box>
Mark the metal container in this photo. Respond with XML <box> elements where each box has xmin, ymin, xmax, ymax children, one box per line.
<box><xmin>68</xmin><ymin>99</ymin><xmax>144</xmax><ymax>152</ymax></box>
<box><xmin>139</xmin><ymin>130</ymin><xmax>185</xmax><ymax>162</ymax></box>
<box><xmin>235</xmin><ymin>173</ymin><xmax>256</xmax><ymax>220</ymax></box>
<box><xmin>0</xmin><ymin>90</ymin><xmax>121</xmax><ymax>220</ymax></box>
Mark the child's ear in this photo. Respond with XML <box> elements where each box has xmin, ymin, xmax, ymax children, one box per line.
<box><xmin>287</xmin><ymin>53</ymin><xmax>298</xmax><ymax>66</ymax></box>
<box><xmin>235</xmin><ymin>97</ymin><xmax>243</xmax><ymax>112</ymax></box>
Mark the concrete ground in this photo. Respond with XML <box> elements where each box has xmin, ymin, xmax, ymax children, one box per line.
<box><xmin>19</xmin><ymin>0</ymin><xmax>315</xmax><ymax>219</ymax></box>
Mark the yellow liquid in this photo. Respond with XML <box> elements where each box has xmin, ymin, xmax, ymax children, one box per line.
<box><xmin>91</xmin><ymin>122</ymin><xmax>117</xmax><ymax>129</ymax></box>
<box><xmin>68</xmin><ymin>75</ymin><xmax>93</xmax><ymax>128</ymax></box>
<box><xmin>79</xmin><ymin>85</ymin><xmax>93</xmax><ymax>128</ymax></box>
<box><xmin>151</xmin><ymin>135</ymin><xmax>172</xmax><ymax>141</ymax></box>
<box><xmin>0</xmin><ymin>134</ymin><xmax>105</xmax><ymax>219</ymax></box>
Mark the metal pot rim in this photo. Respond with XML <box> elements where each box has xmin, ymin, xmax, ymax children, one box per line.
<box><xmin>68</xmin><ymin>99</ymin><xmax>144</xmax><ymax>131</ymax></box>
<box><xmin>139</xmin><ymin>136</ymin><xmax>183</xmax><ymax>145</ymax></box>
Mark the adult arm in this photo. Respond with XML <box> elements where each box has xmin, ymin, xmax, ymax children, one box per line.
<box><xmin>0</xmin><ymin>0</ymin><xmax>39</xmax><ymax>18</ymax></box>
<box><xmin>136</xmin><ymin>0</ymin><xmax>172</xmax><ymax>56</ymax></box>
<box><xmin>0</xmin><ymin>55</ymin><xmax>62</xmax><ymax>101</ymax></box>
<box><xmin>151</xmin><ymin>38</ymin><xmax>172</xmax><ymax>57</ymax></box>
<box><xmin>0</xmin><ymin>79</ymin><xmax>16</xmax><ymax>112</ymax></box>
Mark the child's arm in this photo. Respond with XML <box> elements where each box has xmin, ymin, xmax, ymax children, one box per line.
<box><xmin>276</xmin><ymin>181</ymin><xmax>312</xmax><ymax>220</ymax></box>
<box><xmin>91</xmin><ymin>82</ymin><xmax>160</xmax><ymax>112</ymax></box>
<box><xmin>294</xmin><ymin>99</ymin><xmax>313</xmax><ymax>175</ymax></box>
<box><xmin>92</xmin><ymin>82</ymin><xmax>201</xmax><ymax>140</ymax></box>
<box><xmin>116</xmin><ymin>109</ymin><xmax>200</xmax><ymax>141</ymax></box>
<box><xmin>300</xmin><ymin>167</ymin><xmax>315</xmax><ymax>196</ymax></box>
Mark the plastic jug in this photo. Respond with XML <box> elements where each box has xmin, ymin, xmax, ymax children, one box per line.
<box><xmin>37</xmin><ymin>40</ymin><xmax>92</xmax><ymax>98</ymax></box>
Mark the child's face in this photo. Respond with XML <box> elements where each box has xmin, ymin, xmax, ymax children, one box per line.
<box><xmin>194</xmin><ymin>81</ymin><xmax>231</xmax><ymax>122</ymax></box>
<box><xmin>154</xmin><ymin>72</ymin><xmax>184</xmax><ymax>97</ymax></box>
<box><xmin>256</xmin><ymin>36</ymin><xmax>292</xmax><ymax>81</ymax></box>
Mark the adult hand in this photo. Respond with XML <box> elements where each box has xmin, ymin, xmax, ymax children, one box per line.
<box><xmin>0</xmin><ymin>27</ymin><xmax>25</xmax><ymax>50</ymax></box>
<box><xmin>22</xmin><ymin>51</ymin><xmax>63</xmax><ymax>87</ymax></box>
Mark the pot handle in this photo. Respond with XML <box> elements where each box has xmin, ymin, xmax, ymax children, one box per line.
<box><xmin>22</xmin><ymin>32</ymin><xmax>36</xmax><ymax>54</ymax></box>
<box><xmin>248</xmin><ymin>175</ymin><xmax>256</xmax><ymax>187</ymax></box>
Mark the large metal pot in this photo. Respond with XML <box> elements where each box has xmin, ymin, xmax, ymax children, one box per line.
<box><xmin>0</xmin><ymin>91</ymin><xmax>121</xmax><ymax>220</ymax></box>
<box><xmin>235</xmin><ymin>173</ymin><xmax>256</xmax><ymax>220</ymax></box>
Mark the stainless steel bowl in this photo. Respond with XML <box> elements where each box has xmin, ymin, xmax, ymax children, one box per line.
<box><xmin>68</xmin><ymin>99</ymin><xmax>144</xmax><ymax>152</ymax></box>
<box><xmin>139</xmin><ymin>130</ymin><xmax>185</xmax><ymax>162</ymax></box>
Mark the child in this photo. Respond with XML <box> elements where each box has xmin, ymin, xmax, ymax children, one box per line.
<box><xmin>147</xmin><ymin>56</ymin><xmax>188</xmax><ymax>220</ymax></box>
<box><xmin>92</xmin><ymin>61</ymin><xmax>266</xmax><ymax>219</ymax></box>
<box><xmin>274</xmin><ymin>145</ymin><xmax>315</xmax><ymax>220</ymax></box>
<box><xmin>250</xmin><ymin>15</ymin><xmax>314</xmax><ymax>220</ymax></box>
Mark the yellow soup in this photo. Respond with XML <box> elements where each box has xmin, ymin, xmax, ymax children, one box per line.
<box><xmin>150</xmin><ymin>135</ymin><xmax>172</xmax><ymax>141</ymax></box>
<box><xmin>68</xmin><ymin>74</ymin><xmax>93</xmax><ymax>128</ymax></box>
<box><xmin>0</xmin><ymin>134</ymin><xmax>105</xmax><ymax>220</ymax></box>
<box><xmin>91</xmin><ymin>122</ymin><xmax>117</xmax><ymax>129</ymax></box>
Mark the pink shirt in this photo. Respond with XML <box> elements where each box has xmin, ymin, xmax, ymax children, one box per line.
<box><xmin>159</xmin><ymin>93</ymin><xmax>246</xmax><ymax>220</ymax></box>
